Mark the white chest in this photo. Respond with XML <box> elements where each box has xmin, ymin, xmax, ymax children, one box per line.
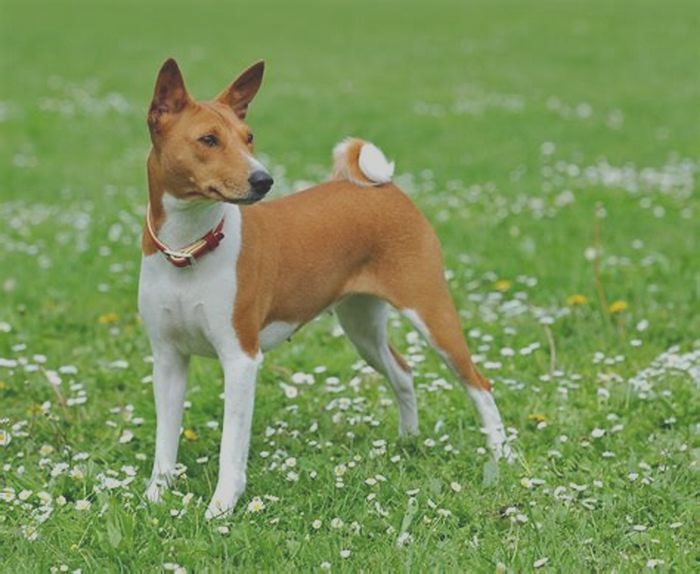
<box><xmin>138</xmin><ymin>206</ymin><xmax>242</xmax><ymax>358</ymax></box>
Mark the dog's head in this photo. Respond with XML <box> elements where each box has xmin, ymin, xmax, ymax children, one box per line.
<box><xmin>147</xmin><ymin>59</ymin><xmax>273</xmax><ymax>204</ymax></box>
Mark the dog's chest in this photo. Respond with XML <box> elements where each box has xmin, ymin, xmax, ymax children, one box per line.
<box><xmin>138</xmin><ymin>219</ymin><xmax>241</xmax><ymax>358</ymax></box>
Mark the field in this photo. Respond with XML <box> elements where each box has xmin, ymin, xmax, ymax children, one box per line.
<box><xmin>1</xmin><ymin>0</ymin><xmax>698</xmax><ymax>571</ymax></box>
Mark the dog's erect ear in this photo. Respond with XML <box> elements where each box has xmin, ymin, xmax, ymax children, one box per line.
<box><xmin>216</xmin><ymin>61</ymin><xmax>264</xmax><ymax>119</ymax></box>
<box><xmin>148</xmin><ymin>58</ymin><xmax>190</xmax><ymax>132</ymax></box>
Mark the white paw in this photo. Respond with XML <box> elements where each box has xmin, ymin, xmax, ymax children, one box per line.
<box><xmin>205</xmin><ymin>480</ymin><xmax>245</xmax><ymax>520</ymax></box>
<box><xmin>398</xmin><ymin>421</ymin><xmax>419</xmax><ymax>437</ymax></box>
<box><xmin>486</xmin><ymin>427</ymin><xmax>516</xmax><ymax>464</ymax></box>
<box><xmin>205</xmin><ymin>494</ymin><xmax>239</xmax><ymax>520</ymax></box>
<box><xmin>145</xmin><ymin>477</ymin><xmax>168</xmax><ymax>503</ymax></box>
<box><xmin>493</xmin><ymin>440</ymin><xmax>516</xmax><ymax>464</ymax></box>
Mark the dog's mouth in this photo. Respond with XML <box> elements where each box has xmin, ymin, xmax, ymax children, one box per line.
<box><xmin>181</xmin><ymin>187</ymin><xmax>263</xmax><ymax>205</ymax></box>
<box><xmin>206</xmin><ymin>186</ymin><xmax>230</xmax><ymax>201</ymax></box>
<box><xmin>208</xmin><ymin>170</ymin><xmax>273</xmax><ymax>204</ymax></box>
<box><xmin>203</xmin><ymin>186</ymin><xmax>266</xmax><ymax>205</ymax></box>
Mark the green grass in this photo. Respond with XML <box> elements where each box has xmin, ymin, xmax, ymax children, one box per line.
<box><xmin>1</xmin><ymin>0</ymin><xmax>698</xmax><ymax>571</ymax></box>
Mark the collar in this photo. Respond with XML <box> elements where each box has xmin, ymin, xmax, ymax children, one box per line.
<box><xmin>146</xmin><ymin>203</ymin><xmax>226</xmax><ymax>268</ymax></box>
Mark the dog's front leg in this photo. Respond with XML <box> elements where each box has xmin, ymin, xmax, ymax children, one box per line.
<box><xmin>205</xmin><ymin>349</ymin><xmax>262</xmax><ymax>520</ymax></box>
<box><xmin>145</xmin><ymin>347</ymin><xmax>190</xmax><ymax>503</ymax></box>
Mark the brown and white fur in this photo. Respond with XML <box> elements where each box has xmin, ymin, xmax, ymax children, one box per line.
<box><xmin>139</xmin><ymin>59</ymin><xmax>513</xmax><ymax>519</ymax></box>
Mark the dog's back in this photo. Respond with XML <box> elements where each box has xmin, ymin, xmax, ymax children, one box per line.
<box><xmin>238</xmin><ymin>142</ymin><xmax>442</xmax><ymax>328</ymax></box>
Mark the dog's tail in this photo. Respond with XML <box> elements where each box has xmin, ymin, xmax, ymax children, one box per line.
<box><xmin>331</xmin><ymin>137</ymin><xmax>395</xmax><ymax>187</ymax></box>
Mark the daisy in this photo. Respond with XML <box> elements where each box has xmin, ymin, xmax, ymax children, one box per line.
<box><xmin>39</xmin><ymin>444</ymin><xmax>54</xmax><ymax>456</ymax></box>
<box><xmin>0</xmin><ymin>430</ymin><xmax>11</xmax><ymax>446</ymax></box>
<box><xmin>118</xmin><ymin>430</ymin><xmax>134</xmax><ymax>444</ymax></box>
<box><xmin>246</xmin><ymin>497</ymin><xmax>265</xmax><ymax>513</ymax></box>
<box><xmin>21</xmin><ymin>525</ymin><xmax>38</xmax><ymax>541</ymax></box>
<box><xmin>0</xmin><ymin>488</ymin><xmax>16</xmax><ymax>502</ymax></box>
<box><xmin>330</xmin><ymin>517</ymin><xmax>344</xmax><ymax>529</ymax></box>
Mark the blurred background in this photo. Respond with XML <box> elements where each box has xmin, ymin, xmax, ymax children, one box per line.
<box><xmin>0</xmin><ymin>1</ymin><xmax>698</xmax><ymax>570</ymax></box>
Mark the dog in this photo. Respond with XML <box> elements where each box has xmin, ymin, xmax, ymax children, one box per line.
<box><xmin>139</xmin><ymin>58</ymin><xmax>513</xmax><ymax>519</ymax></box>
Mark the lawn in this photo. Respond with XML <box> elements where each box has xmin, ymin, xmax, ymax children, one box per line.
<box><xmin>1</xmin><ymin>0</ymin><xmax>698</xmax><ymax>572</ymax></box>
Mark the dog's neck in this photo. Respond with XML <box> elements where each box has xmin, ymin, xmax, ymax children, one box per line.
<box><xmin>157</xmin><ymin>193</ymin><xmax>228</xmax><ymax>248</ymax></box>
<box><xmin>144</xmin><ymin>153</ymin><xmax>233</xmax><ymax>253</ymax></box>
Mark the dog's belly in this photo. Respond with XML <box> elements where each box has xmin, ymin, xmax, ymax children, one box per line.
<box><xmin>259</xmin><ymin>320</ymin><xmax>299</xmax><ymax>351</ymax></box>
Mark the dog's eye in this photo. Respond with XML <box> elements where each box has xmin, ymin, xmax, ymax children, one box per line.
<box><xmin>246</xmin><ymin>133</ymin><xmax>254</xmax><ymax>145</ymax></box>
<box><xmin>198</xmin><ymin>134</ymin><xmax>219</xmax><ymax>148</ymax></box>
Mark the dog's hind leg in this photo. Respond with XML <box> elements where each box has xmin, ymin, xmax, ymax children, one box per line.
<box><xmin>335</xmin><ymin>294</ymin><xmax>418</xmax><ymax>436</ymax></box>
<box><xmin>399</xmin><ymin>287</ymin><xmax>514</xmax><ymax>462</ymax></box>
<box><xmin>363</xmin><ymin>219</ymin><xmax>514</xmax><ymax>462</ymax></box>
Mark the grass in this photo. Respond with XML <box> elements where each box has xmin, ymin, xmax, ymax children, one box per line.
<box><xmin>1</xmin><ymin>0</ymin><xmax>698</xmax><ymax>571</ymax></box>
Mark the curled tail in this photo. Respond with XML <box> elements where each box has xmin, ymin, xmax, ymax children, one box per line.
<box><xmin>331</xmin><ymin>137</ymin><xmax>395</xmax><ymax>187</ymax></box>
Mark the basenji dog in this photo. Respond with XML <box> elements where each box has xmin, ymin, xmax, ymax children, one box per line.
<box><xmin>139</xmin><ymin>59</ymin><xmax>513</xmax><ymax>519</ymax></box>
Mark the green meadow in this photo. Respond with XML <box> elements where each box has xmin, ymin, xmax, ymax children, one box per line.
<box><xmin>1</xmin><ymin>0</ymin><xmax>698</xmax><ymax>571</ymax></box>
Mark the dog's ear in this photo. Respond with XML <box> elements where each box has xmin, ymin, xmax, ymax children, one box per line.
<box><xmin>148</xmin><ymin>58</ymin><xmax>190</xmax><ymax>132</ymax></box>
<box><xmin>216</xmin><ymin>61</ymin><xmax>264</xmax><ymax>119</ymax></box>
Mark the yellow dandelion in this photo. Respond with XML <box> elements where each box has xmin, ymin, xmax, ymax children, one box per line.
<box><xmin>98</xmin><ymin>312</ymin><xmax>119</xmax><ymax>325</ymax></box>
<box><xmin>527</xmin><ymin>413</ymin><xmax>547</xmax><ymax>424</ymax></box>
<box><xmin>27</xmin><ymin>403</ymin><xmax>44</xmax><ymax>417</ymax></box>
<box><xmin>183</xmin><ymin>429</ymin><xmax>198</xmax><ymax>442</ymax></box>
<box><xmin>566</xmin><ymin>294</ymin><xmax>588</xmax><ymax>306</ymax></box>
<box><xmin>494</xmin><ymin>279</ymin><xmax>512</xmax><ymax>292</ymax></box>
<box><xmin>0</xmin><ymin>381</ymin><xmax>7</xmax><ymax>391</ymax></box>
<box><xmin>609</xmin><ymin>300</ymin><xmax>629</xmax><ymax>314</ymax></box>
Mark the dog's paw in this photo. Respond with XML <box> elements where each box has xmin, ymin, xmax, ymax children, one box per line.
<box><xmin>495</xmin><ymin>441</ymin><xmax>516</xmax><ymax>464</ymax></box>
<box><xmin>486</xmin><ymin>427</ymin><xmax>516</xmax><ymax>464</ymax></box>
<box><xmin>205</xmin><ymin>495</ymin><xmax>238</xmax><ymax>521</ymax></box>
<box><xmin>205</xmin><ymin>473</ymin><xmax>246</xmax><ymax>519</ymax></box>
<box><xmin>145</xmin><ymin>476</ymin><xmax>170</xmax><ymax>503</ymax></box>
<box><xmin>488</xmin><ymin>433</ymin><xmax>516</xmax><ymax>464</ymax></box>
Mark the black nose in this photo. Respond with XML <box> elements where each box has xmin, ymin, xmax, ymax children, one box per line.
<box><xmin>249</xmin><ymin>170</ymin><xmax>273</xmax><ymax>195</ymax></box>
